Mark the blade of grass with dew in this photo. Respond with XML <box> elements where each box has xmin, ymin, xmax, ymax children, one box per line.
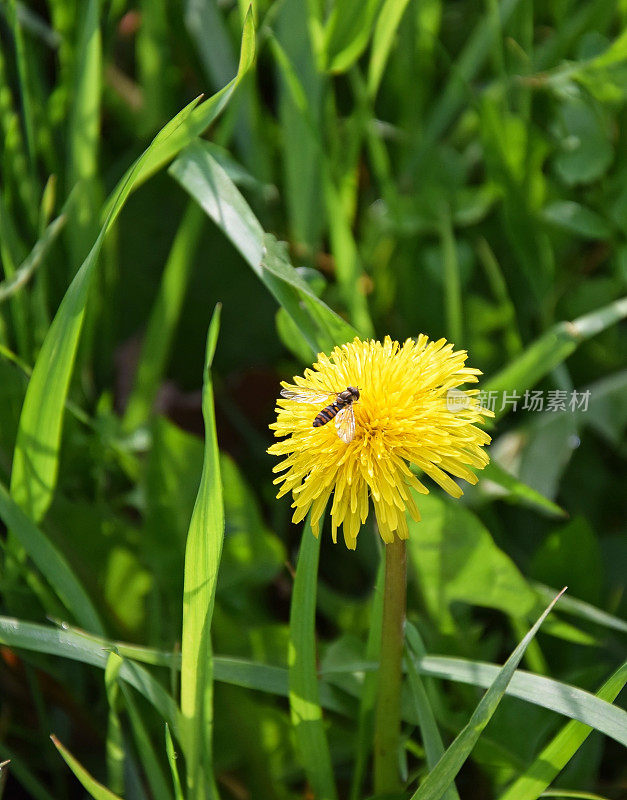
<box><xmin>2</xmin><ymin>615</ymin><xmax>622</xmax><ymax>745</ymax></box>
<box><xmin>165</xmin><ymin>724</ymin><xmax>185</xmax><ymax>800</ymax></box>
<box><xmin>0</xmin><ymin>617</ymin><xmax>180</xmax><ymax>736</ymax></box>
<box><xmin>532</xmin><ymin>584</ymin><xmax>627</xmax><ymax>636</ymax></box>
<box><xmin>0</xmin><ymin>480</ymin><xmax>103</xmax><ymax>633</ymax></box>
<box><xmin>367</xmin><ymin>0</ymin><xmax>413</xmax><ymax>97</ymax></box>
<box><xmin>483</xmin><ymin>297</ymin><xmax>627</xmax><ymax>421</ymax></box>
<box><xmin>405</xmin><ymin>624</ymin><xmax>461</xmax><ymax>800</ymax></box>
<box><xmin>497</xmin><ymin>662</ymin><xmax>627</xmax><ymax>800</ymax></box>
<box><xmin>289</xmin><ymin>515</ymin><xmax>338</xmax><ymax>800</ymax></box>
<box><xmin>120</xmin><ymin>685</ymin><xmax>171</xmax><ymax>800</ymax></box>
<box><xmin>66</xmin><ymin>0</ymin><xmax>101</xmax><ymax>266</ymax></box>
<box><xmin>50</xmin><ymin>736</ymin><xmax>123</xmax><ymax>800</ymax></box>
<box><xmin>349</xmin><ymin>558</ymin><xmax>385</xmax><ymax>800</ymax></box>
<box><xmin>0</xmin><ymin>214</ymin><xmax>66</xmax><ymax>304</ymax></box>
<box><xmin>406</xmin><ymin>589</ymin><xmax>568</xmax><ymax>800</ymax></box>
<box><xmin>169</xmin><ymin>141</ymin><xmax>359</xmax><ymax>352</ymax></box>
<box><xmin>9</xmin><ymin>13</ymin><xmax>255</xmax><ymax>525</ymax></box>
<box><xmin>410</xmin><ymin>655</ymin><xmax>627</xmax><ymax>749</ymax></box>
<box><xmin>180</xmin><ymin>304</ymin><xmax>223</xmax><ymax>799</ymax></box>
<box><xmin>104</xmin><ymin>652</ymin><xmax>125</xmax><ymax>796</ymax></box>
<box><xmin>122</xmin><ymin>202</ymin><xmax>204</xmax><ymax>431</ymax></box>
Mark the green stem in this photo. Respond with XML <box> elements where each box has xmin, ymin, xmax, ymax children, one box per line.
<box><xmin>373</xmin><ymin>537</ymin><xmax>407</xmax><ymax>795</ymax></box>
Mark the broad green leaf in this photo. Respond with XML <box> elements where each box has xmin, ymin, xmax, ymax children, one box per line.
<box><xmin>289</xmin><ymin>517</ymin><xmax>338</xmax><ymax>800</ymax></box>
<box><xmin>169</xmin><ymin>140</ymin><xmax>358</xmax><ymax>353</ymax></box>
<box><xmin>406</xmin><ymin>493</ymin><xmax>537</xmax><ymax>627</ymax></box>
<box><xmin>367</xmin><ymin>0</ymin><xmax>412</xmax><ymax>97</ymax></box>
<box><xmin>0</xmin><ymin>480</ymin><xmax>103</xmax><ymax>634</ymax></box>
<box><xmin>9</xmin><ymin>12</ymin><xmax>255</xmax><ymax>523</ymax></box>
<box><xmin>51</xmin><ymin>736</ymin><xmax>123</xmax><ymax>800</ymax></box>
<box><xmin>407</xmin><ymin>589</ymin><xmax>567</xmax><ymax>800</ymax></box>
<box><xmin>484</xmin><ymin>297</ymin><xmax>627</xmax><ymax>418</ymax></box>
<box><xmin>497</xmin><ymin>662</ymin><xmax>627</xmax><ymax>800</ymax></box>
<box><xmin>180</xmin><ymin>305</ymin><xmax>223</xmax><ymax>799</ymax></box>
<box><xmin>541</xmin><ymin>201</ymin><xmax>612</xmax><ymax>239</ymax></box>
<box><xmin>552</xmin><ymin>99</ymin><xmax>613</xmax><ymax>186</ymax></box>
<box><xmin>122</xmin><ymin>202</ymin><xmax>204</xmax><ymax>431</ymax></box>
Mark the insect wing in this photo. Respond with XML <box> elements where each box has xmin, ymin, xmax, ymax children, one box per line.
<box><xmin>280</xmin><ymin>388</ymin><xmax>332</xmax><ymax>405</ymax></box>
<box><xmin>335</xmin><ymin>405</ymin><xmax>356</xmax><ymax>443</ymax></box>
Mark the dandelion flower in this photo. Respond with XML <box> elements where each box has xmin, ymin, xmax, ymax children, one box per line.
<box><xmin>269</xmin><ymin>336</ymin><xmax>492</xmax><ymax>549</ymax></box>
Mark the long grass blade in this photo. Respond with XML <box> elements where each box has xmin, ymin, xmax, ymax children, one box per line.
<box><xmin>104</xmin><ymin>652</ymin><xmax>125</xmax><ymax>796</ymax></box>
<box><xmin>0</xmin><ymin>480</ymin><xmax>103</xmax><ymax>634</ymax></box>
<box><xmin>122</xmin><ymin>202</ymin><xmax>204</xmax><ymax>431</ymax></box>
<box><xmin>407</xmin><ymin>589</ymin><xmax>567</xmax><ymax>799</ymax></box>
<box><xmin>50</xmin><ymin>736</ymin><xmax>123</xmax><ymax>800</ymax></box>
<box><xmin>120</xmin><ymin>685</ymin><xmax>171</xmax><ymax>800</ymax></box>
<box><xmin>9</xmin><ymin>13</ymin><xmax>255</xmax><ymax>524</ymax></box>
<box><xmin>497</xmin><ymin>662</ymin><xmax>627</xmax><ymax>800</ymax></box>
<box><xmin>484</xmin><ymin>298</ymin><xmax>627</xmax><ymax>419</ymax></box>
<box><xmin>165</xmin><ymin>724</ymin><xmax>185</xmax><ymax>800</ymax></box>
<box><xmin>289</xmin><ymin>516</ymin><xmax>338</xmax><ymax>800</ymax></box>
<box><xmin>405</xmin><ymin>624</ymin><xmax>461</xmax><ymax>800</ymax></box>
<box><xmin>180</xmin><ymin>304</ymin><xmax>223</xmax><ymax>799</ymax></box>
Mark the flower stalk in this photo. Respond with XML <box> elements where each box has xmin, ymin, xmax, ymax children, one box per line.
<box><xmin>373</xmin><ymin>537</ymin><xmax>407</xmax><ymax>795</ymax></box>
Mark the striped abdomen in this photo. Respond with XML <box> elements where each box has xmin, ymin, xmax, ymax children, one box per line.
<box><xmin>313</xmin><ymin>400</ymin><xmax>345</xmax><ymax>427</ymax></box>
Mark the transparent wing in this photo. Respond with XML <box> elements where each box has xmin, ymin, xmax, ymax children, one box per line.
<box><xmin>280</xmin><ymin>388</ymin><xmax>332</xmax><ymax>404</ymax></box>
<box><xmin>335</xmin><ymin>405</ymin><xmax>356</xmax><ymax>443</ymax></box>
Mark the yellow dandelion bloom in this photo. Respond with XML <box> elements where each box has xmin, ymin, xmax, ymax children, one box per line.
<box><xmin>269</xmin><ymin>336</ymin><xmax>492</xmax><ymax>549</ymax></box>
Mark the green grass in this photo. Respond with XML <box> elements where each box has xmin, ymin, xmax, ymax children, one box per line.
<box><xmin>0</xmin><ymin>2</ymin><xmax>626</xmax><ymax>799</ymax></box>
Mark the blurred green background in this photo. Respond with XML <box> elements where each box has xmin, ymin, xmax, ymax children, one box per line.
<box><xmin>0</xmin><ymin>0</ymin><xmax>625</xmax><ymax>798</ymax></box>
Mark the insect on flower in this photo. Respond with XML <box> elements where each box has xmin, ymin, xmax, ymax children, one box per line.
<box><xmin>279</xmin><ymin>386</ymin><xmax>360</xmax><ymax>443</ymax></box>
<box><xmin>270</xmin><ymin>336</ymin><xmax>493</xmax><ymax>548</ymax></box>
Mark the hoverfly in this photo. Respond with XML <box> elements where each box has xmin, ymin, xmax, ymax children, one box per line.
<box><xmin>280</xmin><ymin>386</ymin><xmax>360</xmax><ymax>443</ymax></box>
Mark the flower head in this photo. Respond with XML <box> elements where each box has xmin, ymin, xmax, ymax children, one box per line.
<box><xmin>269</xmin><ymin>336</ymin><xmax>492</xmax><ymax>549</ymax></box>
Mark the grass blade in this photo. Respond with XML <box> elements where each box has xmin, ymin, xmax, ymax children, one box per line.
<box><xmin>0</xmin><ymin>617</ymin><xmax>179</xmax><ymax>736</ymax></box>
<box><xmin>497</xmin><ymin>662</ymin><xmax>627</xmax><ymax>800</ymax></box>
<box><xmin>120</xmin><ymin>685</ymin><xmax>171</xmax><ymax>800</ymax></box>
<box><xmin>405</xmin><ymin>624</ymin><xmax>461</xmax><ymax>800</ymax></box>
<box><xmin>0</xmin><ymin>480</ymin><xmax>104</xmax><ymax>634</ymax></box>
<box><xmin>51</xmin><ymin>736</ymin><xmax>123</xmax><ymax>800</ymax></box>
<box><xmin>413</xmin><ymin>656</ymin><xmax>627</xmax><ymax>748</ymax></box>
<box><xmin>66</xmin><ymin>0</ymin><xmax>101</xmax><ymax>265</ymax></box>
<box><xmin>165</xmin><ymin>724</ymin><xmax>185</xmax><ymax>800</ymax></box>
<box><xmin>122</xmin><ymin>202</ymin><xmax>204</xmax><ymax>431</ymax></box>
<box><xmin>484</xmin><ymin>298</ymin><xmax>627</xmax><ymax>419</ymax></box>
<box><xmin>169</xmin><ymin>140</ymin><xmax>358</xmax><ymax>352</ymax></box>
<box><xmin>9</xmin><ymin>13</ymin><xmax>255</xmax><ymax>524</ymax></box>
<box><xmin>367</xmin><ymin>0</ymin><xmax>412</xmax><ymax>97</ymax></box>
<box><xmin>407</xmin><ymin>588</ymin><xmax>567</xmax><ymax>799</ymax></box>
<box><xmin>532</xmin><ymin>584</ymin><xmax>627</xmax><ymax>636</ymax></box>
<box><xmin>480</xmin><ymin>460</ymin><xmax>567</xmax><ymax>518</ymax></box>
<box><xmin>104</xmin><ymin>652</ymin><xmax>125</xmax><ymax>796</ymax></box>
<box><xmin>289</xmin><ymin>516</ymin><xmax>338</xmax><ymax>800</ymax></box>
<box><xmin>0</xmin><ymin>214</ymin><xmax>66</xmax><ymax>304</ymax></box>
<box><xmin>180</xmin><ymin>304</ymin><xmax>223</xmax><ymax>799</ymax></box>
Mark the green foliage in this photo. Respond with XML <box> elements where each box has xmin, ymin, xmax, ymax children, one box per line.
<box><xmin>0</xmin><ymin>2</ymin><xmax>625</xmax><ymax>799</ymax></box>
